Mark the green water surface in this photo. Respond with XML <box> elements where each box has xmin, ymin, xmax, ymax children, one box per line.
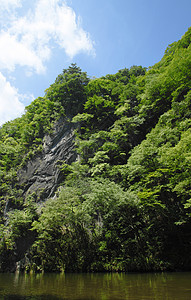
<box><xmin>0</xmin><ymin>272</ymin><xmax>191</xmax><ymax>299</ymax></box>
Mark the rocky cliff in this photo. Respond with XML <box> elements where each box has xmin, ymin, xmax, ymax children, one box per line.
<box><xmin>3</xmin><ymin>117</ymin><xmax>78</xmax><ymax>271</ymax></box>
<box><xmin>18</xmin><ymin>117</ymin><xmax>77</xmax><ymax>201</ymax></box>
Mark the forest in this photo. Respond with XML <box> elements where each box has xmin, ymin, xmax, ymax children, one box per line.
<box><xmin>0</xmin><ymin>27</ymin><xmax>191</xmax><ymax>273</ymax></box>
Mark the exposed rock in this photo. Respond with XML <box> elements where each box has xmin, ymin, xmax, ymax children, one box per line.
<box><xmin>0</xmin><ymin>118</ymin><xmax>78</xmax><ymax>271</ymax></box>
<box><xmin>18</xmin><ymin>117</ymin><xmax>77</xmax><ymax>201</ymax></box>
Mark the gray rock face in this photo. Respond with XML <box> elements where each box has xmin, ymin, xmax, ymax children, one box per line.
<box><xmin>1</xmin><ymin>118</ymin><xmax>78</xmax><ymax>272</ymax></box>
<box><xmin>18</xmin><ymin>118</ymin><xmax>77</xmax><ymax>201</ymax></box>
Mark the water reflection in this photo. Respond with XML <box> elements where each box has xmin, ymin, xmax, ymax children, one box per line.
<box><xmin>0</xmin><ymin>272</ymin><xmax>191</xmax><ymax>299</ymax></box>
<box><xmin>3</xmin><ymin>296</ymin><xmax>62</xmax><ymax>300</ymax></box>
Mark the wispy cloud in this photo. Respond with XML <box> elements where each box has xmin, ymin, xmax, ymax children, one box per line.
<box><xmin>0</xmin><ymin>0</ymin><xmax>95</xmax><ymax>126</ymax></box>
<box><xmin>0</xmin><ymin>31</ymin><xmax>45</xmax><ymax>73</ymax></box>
<box><xmin>0</xmin><ymin>0</ymin><xmax>95</xmax><ymax>74</ymax></box>
<box><xmin>0</xmin><ymin>0</ymin><xmax>22</xmax><ymax>11</ymax></box>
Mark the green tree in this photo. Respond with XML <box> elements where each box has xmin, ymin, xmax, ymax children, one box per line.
<box><xmin>45</xmin><ymin>63</ymin><xmax>89</xmax><ymax>117</ymax></box>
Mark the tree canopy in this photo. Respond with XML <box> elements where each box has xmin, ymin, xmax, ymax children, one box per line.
<box><xmin>0</xmin><ymin>28</ymin><xmax>191</xmax><ymax>272</ymax></box>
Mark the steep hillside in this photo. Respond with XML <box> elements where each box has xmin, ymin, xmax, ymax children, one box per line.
<box><xmin>0</xmin><ymin>29</ymin><xmax>191</xmax><ymax>272</ymax></box>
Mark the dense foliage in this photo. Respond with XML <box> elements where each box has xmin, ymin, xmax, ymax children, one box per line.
<box><xmin>0</xmin><ymin>29</ymin><xmax>191</xmax><ymax>272</ymax></box>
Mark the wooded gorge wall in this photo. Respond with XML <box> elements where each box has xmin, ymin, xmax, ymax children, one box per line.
<box><xmin>0</xmin><ymin>30</ymin><xmax>191</xmax><ymax>272</ymax></box>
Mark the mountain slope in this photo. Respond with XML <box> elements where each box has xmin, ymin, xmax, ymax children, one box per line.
<box><xmin>0</xmin><ymin>29</ymin><xmax>191</xmax><ymax>272</ymax></box>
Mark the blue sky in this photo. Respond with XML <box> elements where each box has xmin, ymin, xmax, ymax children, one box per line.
<box><xmin>0</xmin><ymin>0</ymin><xmax>190</xmax><ymax>126</ymax></box>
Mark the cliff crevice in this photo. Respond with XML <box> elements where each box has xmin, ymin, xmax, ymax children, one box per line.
<box><xmin>18</xmin><ymin>118</ymin><xmax>77</xmax><ymax>201</ymax></box>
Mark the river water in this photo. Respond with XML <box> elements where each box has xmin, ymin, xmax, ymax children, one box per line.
<box><xmin>0</xmin><ymin>272</ymin><xmax>191</xmax><ymax>299</ymax></box>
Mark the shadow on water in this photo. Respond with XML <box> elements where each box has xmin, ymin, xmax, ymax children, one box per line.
<box><xmin>3</xmin><ymin>296</ymin><xmax>59</xmax><ymax>300</ymax></box>
<box><xmin>3</xmin><ymin>296</ymin><xmax>61</xmax><ymax>300</ymax></box>
<box><xmin>3</xmin><ymin>296</ymin><xmax>96</xmax><ymax>300</ymax></box>
<box><xmin>1</xmin><ymin>272</ymin><xmax>191</xmax><ymax>300</ymax></box>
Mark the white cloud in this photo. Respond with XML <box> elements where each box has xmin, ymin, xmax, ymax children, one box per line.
<box><xmin>0</xmin><ymin>72</ymin><xmax>33</xmax><ymax>126</ymax></box>
<box><xmin>0</xmin><ymin>0</ymin><xmax>95</xmax><ymax>74</ymax></box>
<box><xmin>0</xmin><ymin>0</ymin><xmax>22</xmax><ymax>25</ymax></box>
<box><xmin>0</xmin><ymin>0</ymin><xmax>95</xmax><ymax>125</ymax></box>
<box><xmin>0</xmin><ymin>31</ymin><xmax>45</xmax><ymax>73</ymax></box>
<box><xmin>0</xmin><ymin>0</ymin><xmax>22</xmax><ymax>11</ymax></box>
